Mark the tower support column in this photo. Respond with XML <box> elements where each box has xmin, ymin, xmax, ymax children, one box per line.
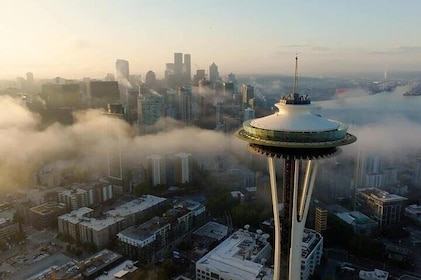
<box><xmin>289</xmin><ymin>160</ymin><xmax>318</xmax><ymax>280</ymax></box>
<box><xmin>268</xmin><ymin>157</ymin><xmax>281</xmax><ymax>280</ymax></box>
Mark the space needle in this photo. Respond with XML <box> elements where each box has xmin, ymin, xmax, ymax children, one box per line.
<box><xmin>236</xmin><ymin>57</ymin><xmax>356</xmax><ymax>280</ymax></box>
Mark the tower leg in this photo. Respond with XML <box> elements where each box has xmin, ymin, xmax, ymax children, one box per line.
<box><xmin>280</xmin><ymin>158</ymin><xmax>295</xmax><ymax>280</ymax></box>
<box><xmin>289</xmin><ymin>160</ymin><xmax>318</xmax><ymax>280</ymax></box>
<box><xmin>268</xmin><ymin>157</ymin><xmax>281</xmax><ymax>280</ymax></box>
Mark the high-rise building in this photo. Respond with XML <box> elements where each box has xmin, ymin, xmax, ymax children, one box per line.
<box><xmin>166</xmin><ymin>52</ymin><xmax>192</xmax><ymax>87</ymax></box>
<box><xmin>194</xmin><ymin>69</ymin><xmax>206</xmax><ymax>86</ymax></box>
<box><xmin>243</xmin><ymin>107</ymin><xmax>255</xmax><ymax>122</ymax></box>
<box><xmin>103</xmin><ymin>103</ymin><xmax>125</xmax><ymax>188</ymax></box>
<box><xmin>174</xmin><ymin>52</ymin><xmax>183</xmax><ymax>76</ymax></box>
<box><xmin>174</xmin><ymin>153</ymin><xmax>192</xmax><ymax>184</ymax></box>
<box><xmin>355</xmin><ymin>188</ymin><xmax>407</xmax><ymax>227</ymax></box>
<box><xmin>315</xmin><ymin>207</ymin><xmax>327</xmax><ymax>233</ymax></box>
<box><xmin>41</xmin><ymin>83</ymin><xmax>82</xmax><ymax>110</ymax></box>
<box><xmin>88</xmin><ymin>81</ymin><xmax>120</xmax><ymax>109</ymax></box>
<box><xmin>228</xmin><ymin>72</ymin><xmax>236</xmax><ymax>83</ymax></box>
<box><xmin>137</xmin><ymin>90</ymin><xmax>164</xmax><ymax>126</ymax></box>
<box><xmin>224</xmin><ymin>82</ymin><xmax>235</xmax><ymax>97</ymax></box>
<box><xmin>241</xmin><ymin>84</ymin><xmax>254</xmax><ymax>109</ymax></box>
<box><xmin>184</xmin><ymin>54</ymin><xmax>191</xmax><ymax>83</ymax></box>
<box><xmin>412</xmin><ymin>158</ymin><xmax>421</xmax><ymax>187</ymax></box>
<box><xmin>178</xmin><ymin>86</ymin><xmax>192</xmax><ymax>125</ymax></box>
<box><xmin>145</xmin><ymin>71</ymin><xmax>156</xmax><ymax>87</ymax></box>
<box><xmin>209</xmin><ymin>62</ymin><xmax>219</xmax><ymax>83</ymax></box>
<box><xmin>147</xmin><ymin>155</ymin><xmax>166</xmax><ymax>186</ymax></box>
<box><xmin>116</xmin><ymin>59</ymin><xmax>130</xmax><ymax>81</ymax></box>
<box><xmin>355</xmin><ymin>151</ymin><xmax>385</xmax><ymax>188</ymax></box>
<box><xmin>26</xmin><ymin>72</ymin><xmax>34</xmax><ymax>83</ymax></box>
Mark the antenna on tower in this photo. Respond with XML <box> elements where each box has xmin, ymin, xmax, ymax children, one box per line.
<box><xmin>293</xmin><ymin>55</ymin><xmax>299</xmax><ymax>102</ymax></box>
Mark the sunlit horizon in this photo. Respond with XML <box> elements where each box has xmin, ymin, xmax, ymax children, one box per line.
<box><xmin>1</xmin><ymin>0</ymin><xmax>421</xmax><ymax>79</ymax></box>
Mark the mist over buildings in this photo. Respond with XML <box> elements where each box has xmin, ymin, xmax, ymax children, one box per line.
<box><xmin>0</xmin><ymin>95</ymin><xmax>237</xmax><ymax>191</ymax></box>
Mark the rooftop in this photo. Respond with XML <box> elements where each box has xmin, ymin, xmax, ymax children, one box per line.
<box><xmin>193</xmin><ymin>221</ymin><xmax>228</xmax><ymax>241</ymax></box>
<box><xmin>107</xmin><ymin>195</ymin><xmax>166</xmax><ymax>218</ymax></box>
<box><xmin>359</xmin><ymin>269</ymin><xmax>389</xmax><ymax>280</ymax></box>
<box><xmin>81</xmin><ymin>249</ymin><xmax>122</xmax><ymax>277</ymax></box>
<box><xmin>118</xmin><ymin>216</ymin><xmax>170</xmax><ymax>242</ymax></box>
<box><xmin>336</xmin><ymin>211</ymin><xmax>378</xmax><ymax>226</ymax></box>
<box><xmin>196</xmin><ymin>229</ymin><xmax>271</xmax><ymax>280</ymax></box>
<box><xmin>30</xmin><ymin>201</ymin><xmax>66</xmax><ymax>215</ymax></box>
<box><xmin>301</xmin><ymin>229</ymin><xmax>323</xmax><ymax>259</ymax></box>
<box><xmin>358</xmin><ymin>188</ymin><xmax>407</xmax><ymax>203</ymax></box>
<box><xmin>58</xmin><ymin>207</ymin><xmax>94</xmax><ymax>224</ymax></box>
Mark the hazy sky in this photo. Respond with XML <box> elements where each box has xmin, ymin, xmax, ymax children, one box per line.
<box><xmin>1</xmin><ymin>0</ymin><xmax>421</xmax><ymax>79</ymax></box>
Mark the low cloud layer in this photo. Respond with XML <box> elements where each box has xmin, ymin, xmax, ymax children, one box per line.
<box><xmin>2</xmin><ymin>87</ymin><xmax>420</xmax><ymax>191</ymax></box>
<box><xmin>0</xmin><ymin>96</ymin><xmax>236</xmax><ymax>191</ymax></box>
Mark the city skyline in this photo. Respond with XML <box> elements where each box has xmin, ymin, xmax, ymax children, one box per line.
<box><xmin>1</xmin><ymin>0</ymin><xmax>421</xmax><ymax>79</ymax></box>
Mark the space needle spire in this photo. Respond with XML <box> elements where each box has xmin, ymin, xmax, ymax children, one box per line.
<box><xmin>236</xmin><ymin>57</ymin><xmax>356</xmax><ymax>280</ymax></box>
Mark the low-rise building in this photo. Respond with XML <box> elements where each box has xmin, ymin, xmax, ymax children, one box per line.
<box><xmin>359</xmin><ymin>269</ymin><xmax>389</xmax><ymax>280</ymax></box>
<box><xmin>355</xmin><ymin>188</ymin><xmax>407</xmax><ymax>227</ymax></box>
<box><xmin>117</xmin><ymin>216</ymin><xmax>171</xmax><ymax>264</ymax></box>
<box><xmin>29</xmin><ymin>201</ymin><xmax>67</xmax><ymax>229</ymax></box>
<box><xmin>0</xmin><ymin>218</ymin><xmax>19</xmax><ymax>240</ymax></box>
<box><xmin>196</xmin><ymin>228</ymin><xmax>273</xmax><ymax>280</ymax></box>
<box><xmin>58</xmin><ymin>207</ymin><xmax>124</xmax><ymax>248</ymax></box>
<box><xmin>195</xmin><ymin>228</ymin><xmax>322</xmax><ymax>280</ymax></box>
<box><xmin>107</xmin><ymin>195</ymin><xmax>167</xmax><ymax>228</ymax></box>
<box><xmin>173</xmin><ymin>199</ymin><xmax>206</xmax><ymax>227</ymax></box>
<box><xmin>335</xmin><ymin>211</ymin><xmax>378</xmax><ymax>236</ymax></box>
<box><xmin>405</xmin><ymin>204</ymin><xmax>421</xmax><ymax>226</ymax></box>
<box><xmin>58</xmin><ymin>195</ymin><xmax>167</xmax><ymax>248</ymax></box>
<box><xmin>58</xmin><ymin>188</ymin><xmax>89</xmax><ymax>211</ymax></box>
<box><xmin>117</xmin><ymin>207</ymin><xmax>195</xmax><ymax>264</ymax></box>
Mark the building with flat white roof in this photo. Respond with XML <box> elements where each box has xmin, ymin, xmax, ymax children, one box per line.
<box><xmin>107</xmin><ymin>195</ymin><xmax>167</xmax><ymax>226</ymax></box>
<box><xmin>58</xmin><ymin>207</ymin><xmax>124</xmax><ymax>248</ymax></box>
<box><xmin>196</xmin><ymin>228</ymin><xmax>273</xmax><ymax>280</ymax></box>
<box><xmin>58</xmin><ymin>195</ymin><xmax>166</xmax><ymax>248</ymax></box>
<box><xmin>196</xmin><ymin>228</ymin><xmax>322</xmax><ymax>280</ymax></box>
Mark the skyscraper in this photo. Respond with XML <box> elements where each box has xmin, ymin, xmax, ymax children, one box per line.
<box><xmin>241</xmin><ymin>84</ymin><xmax>254</xmax><ymax>109</ymax></box>
<box><xmin>174</xmin><ymin>53</ymin><xmax>183</xmax><ymax>76</ymax></box>
<box><xmin>147</xmin><ymin>155</ymin><xmax>166</xmax><ymax>186</ymax></box>
<box><xmin>88</xmin><ymin>81</ymin><xmax>120</xmax><ymax>109</ymax></box>
<box><xmin>184</xmin><ymin>54</ymin><xmax>191</xmax><ymax>83</ymax></box>
<box><xmin>175</xmin><ymin>153</ymin><xmax>192</xmax><ymax>184</ymax></box>
<box><xmin>137</xmin><ymin>90</ymin><xmax>164</xmax><ymax>133</ymax></box>
<box><xmin>145</xmin><ymin>71</ymin><xmax>156</xmax><ymax>87</ymax></box>
<box><xmin>178</xmin><ymin>86</ymin><xmax>192</xmax><ymax>125</ymax></box>
<box><xmin>104</xmin><ymin>103</ymin><xmax>125</xmax><ymax>185</ymax></box>
<box><xmin>166</xmin><ymin>53</ymin><xmax>191</xmax><ymax>88</ymax></box>
<box><xmin>116</xmin><ymin>59</ymin><xmax>130</xmax><ymax>81</ymax></box>
<box><xmin>209</xmin><ymin>62</ymin><xmax>219</xmax><ymax>83</ymax></box>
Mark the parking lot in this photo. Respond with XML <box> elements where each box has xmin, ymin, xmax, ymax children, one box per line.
<box><xmin>0</xmin><ymin>225</ymin><xmax>70</xmax><ymax>279</ymax></box>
